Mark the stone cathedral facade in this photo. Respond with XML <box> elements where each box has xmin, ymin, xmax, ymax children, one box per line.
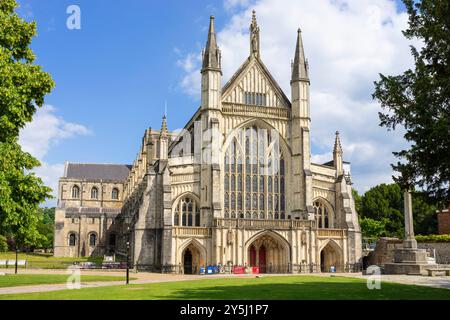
<box><xmin>54</xmin><ymin>12</ymin><xmax>362</xmax><ymax>273</ymax></box>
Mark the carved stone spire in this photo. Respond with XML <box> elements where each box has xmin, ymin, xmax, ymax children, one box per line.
<box><xmin>291</xmin><ymin>28</ymin><xmax>309</xmax><ymax>82</ymax></box>
<box><xmin>249</xmin><ymin>10</ymin><xmax>260</xmax><ymax>58</ymax></box>
<box><xmin>160</xmin><ymin>115</ymin><xmax>168</xmax><ymax>138</ymax></box>
<box><xmin>201</xmin><ymin>15</ymin><xmax>221</xmax><ymax>73</ymax></box>
<box><xmin>333</xmin><ymin>131</ymin><xmax>343</xmax><ymax>155</ymax></box>
<box><xmin>333</xmin><ymin>131</ymin><xmax>343</xmax><ymax>175</ymax></box>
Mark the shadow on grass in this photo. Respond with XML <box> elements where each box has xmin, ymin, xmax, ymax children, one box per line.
<box><xmin>137</xmin><ymin>277</ymin><xmax>450</xmax><ymax>300</ymax></box>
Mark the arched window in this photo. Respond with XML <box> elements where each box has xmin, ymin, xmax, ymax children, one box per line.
<box><xmin>112</xmin><ymin>188</ymin><xmax>119</xmax><ymax>200</ymax></box>
<box><xmin>68</xmin><ymin>233</ymin><xmax>77</xmax><ymax>246</ymax></box>
<box><xmin>314</xmin><ymin>200</ymin><xmax>331</xmax><ymax>228</ymax></box>
<box><xmin>89</xmin><ymin>233</ymin><xmax>97</xmax><ymax>246</ymax></box>
<box><xmin>72</xmin><ymin>185</ymin><xmax>80</xmax><ymax>199</ymax></box>
<box><xmin>91</xmin><ymin>187</ymin><xmax>98</xmax><ymax>199</ymax></box>
<box><xmin>224</xmin><ymin>126</ymin><xmax>285</xmax><ymax>219</ymax></box>
<box><xmin>173</xmin><ymin>196</ymin><xmax>200</xmax><ymax>227</ymax></box>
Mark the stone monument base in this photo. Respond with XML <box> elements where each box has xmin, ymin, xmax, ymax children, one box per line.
<box><xmin>384</xmin><ymin>248</ymin><xmax>430</xmax><ymax>275</ymax></box>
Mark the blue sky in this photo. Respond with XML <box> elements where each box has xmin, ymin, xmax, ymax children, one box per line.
<box><xmin>16</xmin><ymin>0</ymin><xmax>412</xmax><ymax>206</ymax></box>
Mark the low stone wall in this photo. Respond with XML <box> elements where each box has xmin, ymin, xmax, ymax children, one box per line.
<box><xmin>418</xmin><ymin>242</ymin><xmax>450</xmax><ymax>264</ymax></box>
<box><xmin>366</xmin><ymin>238</ymin><xmax>402</xmax><ymax>266</ymax></box>
<box><xmin>366</xmin><ymin>237</ymin><xmax>450</xmax><ymax>266</ymax></box>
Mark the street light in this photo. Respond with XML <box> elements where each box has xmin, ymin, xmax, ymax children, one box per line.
<box><xmin>15</xmin><ymin>247</ymin><xmax>18</xmax><ymax>275</ymax></box>
<box><xmin>124</xmin><ymin>213</ymin><xmax>132</xmax><ymax>285</ymax></box>
<box><xmin>126</xmin><ymin>240</ymin><xmax>130</xmax><ymax>285</ymax></box>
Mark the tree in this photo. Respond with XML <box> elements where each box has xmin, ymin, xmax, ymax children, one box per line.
<box><xmin>359</xmin><ymin>183</ymin><xmax>438</xmax><ymax>238</ymax></box>
<box><xmin>0</xmin><ymin>235</ymin><xmax>7</xmax><ymax>252</ymax></box>
<box><xmin>360</xmin><ymin>183</ymin><xmax>405</xmax><ymax>238</ymax></box>
<box><xmin>373</xmin><ymin>0</ymin><xmax>450</xmax><ymax>206</ymax></box>
<box><xmin>359</xmin><ymin>217</ymin><xmax>389</xmax><ymax>239</ymax></box>
<box><xmin>352</xmin><ymin>189</ymin><xmax>362</xmax><ymax>214</ymax></box>
<box><xmin>0</xmin><ymin>0</ymin><xmax>54</xmax><ymax>248</ymax></box>
<box><xmin>36</xmin><ymin>207</ymin><xmax>55</xmax><ymax>250</ymax></box>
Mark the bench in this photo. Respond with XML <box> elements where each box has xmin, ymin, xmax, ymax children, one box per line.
<box><xmin>0</xmin><ymin>260</ymin><xmax>6</xmax><ymax>267</ymax></box>
<box><xmin>5</xmin><ymin>260</ymin><xmax>27</xmax><ymax>268</ymax></box>
<box><xmin>426</xmin><ymin>268</ymin><xmax>450</xmax><ymax>277</ymax></box>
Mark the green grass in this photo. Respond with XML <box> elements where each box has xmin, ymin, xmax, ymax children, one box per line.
<box><xmin>0</xmin><ymin>252</ymin><xmax>89</xmax><ymax>269</ymax></box>
<box><xmin>0</xmin><ymin>274</ymin><xmax>133</xmax><ymax>288</ymax></box>
<box><xmin>1</xmin><ymin>275</ymin><xmax>450</xmax><ymax>300</ymax></box>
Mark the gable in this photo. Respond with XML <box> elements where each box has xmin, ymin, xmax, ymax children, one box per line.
<box><xmin>222</xmin><ymin>57</ymin><xmax>291</xmax><ymax>108</ymax></box>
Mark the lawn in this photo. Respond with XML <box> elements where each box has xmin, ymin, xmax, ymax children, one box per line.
<box><xmin>0</xmin><ymin>274</ymin><xmax>132</xmax><ymax>288</ymax></box>
<box><xmin>1</xmin><ymin>275</ymin><xmax>450</xmax><ymax>300</ymax></box>
<box><xmin>0</xmin><ymin>252</ymin><xmax>89</xmax><ymax>269</ymax></box>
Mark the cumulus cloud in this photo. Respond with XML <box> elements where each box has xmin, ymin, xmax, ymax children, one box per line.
<box><xmin>178</xmin><ymin>0</ymin><xmax>417</xmax><ymax>193</ymax></box>
<box><xmin>177</xmin><ymin>53</ymin><xmax>202</xmax><ymax>96</ymax></box>
<box><xmin>19</xmin><ymin>105</ymin><xmax>91</xmax><ymax>205</ymax></box>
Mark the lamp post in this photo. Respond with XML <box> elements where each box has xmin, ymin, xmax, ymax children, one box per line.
<box><xmin>126</xmin><ymin>240</ymin><xmax>130</xmax><ymax>285</ymax></box>
<box><xmin>124</xmin><ymin>213</ymin><xmax>132</xmax><ymax>285</ymax></box>
<box><xmin>15</xmin><ymin>247</ymin><xmax>18</xmax><ymax>275</ymax></box>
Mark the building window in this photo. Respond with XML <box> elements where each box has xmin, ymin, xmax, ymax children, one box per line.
<box><xmin>68</xmin><ymin>233</ymin><xmax>77</xmax><ymax>246</ymax></box>
<box><xmin>112</xmin><ymin>188</ymin><xmax>119</xmax><ymax>200</ymax></box>
<box><xmin>314</xmin><ymin>200</ymin><xmax>331</xmax><ymax>228</ymax></box>
<box><xmin>173</xmin><ymin>196</ymin><xmax>200</xmax><ymax>227</ymax></box>
<box><xmin>89</xmin><ymin>233</ymin><xmax>97</xmax><ymax>246</ymax></box>
<box><xmin>224</xmin><ymin>126</ymin><xmax>285</xmax><ymax>219</ymax></box>
<box><xmin>91</xmin><ymin>187</ymin><xmax>98</xmax><ymax>199</ymax></box>
<box><xmin>72</xmin><ymin>185</ymin><xmax>80</xmax><ymax>199</ymax></box>
<box><xmin>244</xmin><ymin>92</ymin><xmax>267</xmax><ymax>106</ymax></box>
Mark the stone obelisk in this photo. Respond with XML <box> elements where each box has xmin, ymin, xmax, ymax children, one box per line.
<box><xmin>403</xmin><ymin>190</ymin><xmax>417</xmax><ymax>249</ymax></box>
<box><xmin>384</xmin><ymin>190</ymin><xmax>430</xmax><ymax>275</ymax></box>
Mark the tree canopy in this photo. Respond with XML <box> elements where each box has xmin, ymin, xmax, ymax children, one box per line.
<box><xmin>356</xmin><ymin>183</ymin><xmax>437</xmax><ymax>239</ymax></box>
<box><xmin>373</xmin><ymin>0</ymin><xmax>450</xmax><ymax>206</ymax></box>
<box><xmin>0</xmin><ymin>0</ymin><xmax>55</xmax><ymax>247</ymax></box>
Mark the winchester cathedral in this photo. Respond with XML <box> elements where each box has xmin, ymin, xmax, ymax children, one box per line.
<box><xmin>54</xmin><ymin>12</ymin><xmax>362</xmax><ymax>273</ymax></box>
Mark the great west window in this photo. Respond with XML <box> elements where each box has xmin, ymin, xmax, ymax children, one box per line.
<box><xmin>224</xmin><ymin>126</ymin><xmax>286</xmax><ymax>220</ymax></box>
<box><xmin>244</xmin><ymin>92</ymin><xmax>267</xmax><ymax>106</ymax></box>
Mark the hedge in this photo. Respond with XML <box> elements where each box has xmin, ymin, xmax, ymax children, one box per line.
<box><xmin>416</xmin><ymin>234</ymin><xmax>450</xmax><ymax>243</ymax></box>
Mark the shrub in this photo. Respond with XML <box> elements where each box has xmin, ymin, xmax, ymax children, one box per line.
<box><xmin>0</xmin><ymin>235</ymin><xmax>7</xmax><ymax>252</ymax></box>
<box><xmin>416</xmin><ymin>234</ymin><xmax>450</xmax><ymax>243</ymax></box>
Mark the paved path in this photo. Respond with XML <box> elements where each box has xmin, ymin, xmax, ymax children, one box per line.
<box><xmin>1</xmin><ymin>269</ymin><xmax>450</xmax><ymax>295</ymax></box>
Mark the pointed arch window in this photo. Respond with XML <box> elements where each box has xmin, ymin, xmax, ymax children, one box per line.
<box><xmin>173</xmin><ymin>196</ymin><xmax>200</xmax><ymax>227</ymax></box>
<box><xmin>224</xmin><ymin>126</ymin><xmax>285</xmax><ymax>219</ymax></box>
<box><xmin>314</xmin><ymin>200</ymin><xmax>332</xmax><ymax>228</ymax></box>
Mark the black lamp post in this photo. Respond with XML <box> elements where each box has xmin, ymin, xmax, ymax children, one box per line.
<box><xmin>124</xmin><ymin>214</ymin><xmax>132</xmax><ymax>285</ymax></box>
<box><xmin>126</xmin><ymin>240</ymin><xmax>130</xmax><ymax>285</ymax></box>
<box><xmin>15</xmin><ymin>247</ymin><xmax>18</xmax><ymax>275</ymax></box>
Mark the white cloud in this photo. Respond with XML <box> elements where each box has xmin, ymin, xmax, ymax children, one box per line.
<box><xmin>177</xmin><ymin>0</ymin><xmax>417</xmax><ymax>193</ymax></box>
<box><xmin>19</xmin><ymin>105</ymin><xmax>91</xmax><ymax>206</ymax></box>
<box><xmin>177</xmin><ymin>52</ymin><xmax>202</xmax><ymax>98</ymax></box>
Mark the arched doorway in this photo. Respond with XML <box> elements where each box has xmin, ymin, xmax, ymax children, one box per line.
<box><xmin>320</xmin><ymin>241</ymin><xmax>342</xmax><ymax>272</ymax></box>
<box><xmin>184</xmin><ymin>249</ymin><xmax>193</xmax><ymax>274</ymax></box>
<box><xmin>247</xmin><ymin>232</ymin><xmax>289</xmax><ymax>273</ymax></box>
<box><xmin>181</xmin><ymin>243</ymin><xmax>204</xmax><ymax>274</ymax></box>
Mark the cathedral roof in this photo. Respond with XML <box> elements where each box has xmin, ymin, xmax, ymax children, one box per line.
<box><xmin>64</xmin><ymin>162</ymin><xmax>131</xmax><ymax>181</ymax></box>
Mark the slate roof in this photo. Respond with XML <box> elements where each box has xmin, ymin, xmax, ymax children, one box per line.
<box><xmin>64</xmin><ymin>163</ymin><xmax>131</xmax><ymax>181</ymax></box>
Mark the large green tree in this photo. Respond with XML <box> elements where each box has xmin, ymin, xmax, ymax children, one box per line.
<box><xmin>0</xmin><ymin>0</ymin><xmax>54</xmax><ymax>247</ymax></box>
<box><xmin>373</xmin><ymin>0</ymin><xmax>450</xmax><ymax>206</ymax></box>
<box><xmin>358</xmin><ymin>183</ymin><xmax>438</xmax><ymax>238</ymax></box>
